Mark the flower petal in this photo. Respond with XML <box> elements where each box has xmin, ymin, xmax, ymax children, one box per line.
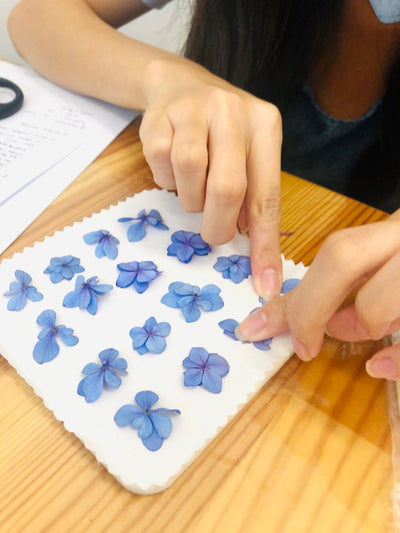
<box><xmin>26</xmin><ymin>286</ymin><xmax>43</xmax><ymax>302</ymax></box>
<box><xmin>182</xmin><ymin>301</ymin><xmax>201</xmax><ymax>322</ymax></box>
<box><xmin>114</xmin><ymin>405</ymin><xmax>143</xmax><ymax>426</ymax></box>
<box><xmin>36</xmin><ymin>309</ymin><xmax>56</xmax><ymax>328</ymax></box>
<box><xmin>141</xmin><ymin>430</ymin><xmax>164</xmax><ymax>451</ymax></box>
<box><xmin>7</xmin><ymin>291</ymin><xmax>26</xmax><ymax>311</ymax></box>
<box><xmin>86</xmin><ymin>293</ymin><xmax>98</xmax><ymax>315</ymax></box>
<box><xmin>116</xmin><ymin>271</ymin><xmax>136</xmax><ymax>288</ymax></box>
<box><xmin>149</xmin><ymin>413</ymin><xmax>172</xmax><ymax>439</ymax></box>
<box><xmin>33</xmin><ymin>335</ymin><xmax>59</xmax><ymax>364</ymax></box>
<box><xmin>77</xmin><ymin>372</ymin><xmax>104</xmax><ymax>402</ymax></box>
<box><xmin>281</xmin><ymin>278</ymin><xmax>301</xmax><ymax>294</ymax></box>
<box><xmin>83</xmin><ymin>230</ymin><xmax>104</xmax><ymax>244</ymax></box>
<box><xmin>57</xmin><ymin>326</ymin><xmax>79</xmax><ymax>346</ymax></box>
<box><xmin>145</xmin><ymin>335</ymin><xmax>166</xmax><ymax>354</ymax></box>
<box><xmin>99</xmin><ymin>348</ymin><xmax>119</xmax><ymax>364</ymax></box>
<box><xmin>104</xmin><ymin>368</ymin><xmax>122</xmax><ymax>388</ymax></box>
<box><xmin>213</xmin><ymin>256</ymin><xmax>233</xmax><ymax>272</ymax></box>
<box><xmin>127</xmin><ymin>221</ymin><xmax>146</xmax><ymax>242</ymax></box>
<box><xmin>137</xmin><ymin>415</ymin><xmax>153</xmax><ymax>439</ymax></box>
<box><xmin>207</xmin><ymin>353</ymin><xmax>230</xmax><ymax>377</ymax></box>
<box><xmin>202</xmin><ymin>368</ymin><xmax>223</xmax><ymax>393</ymax></box>
<box><xmin>15</xmin><ymin>270</ymin><xmax>32</xmax><ymax>285</ymax></box>
<box><xmin>183</xmin><ymin>368</ymin><xmax>204</xmax><ymax>387</ymax></box>
<box><xmin>135</xmin><ymin>390</ymin><xmax>159</xmax><ymax>410</ymax></box>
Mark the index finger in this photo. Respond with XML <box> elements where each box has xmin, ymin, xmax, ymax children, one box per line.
<box><xmin>246</xmin><ymin>104</ymin><xmax>283</xmax><ymax>299</ymax></box>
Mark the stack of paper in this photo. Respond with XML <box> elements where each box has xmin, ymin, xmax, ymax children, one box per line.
<box><xmin>0</xmin><ymin>60</ymin><xmax>137</xmax><ymax>254</ymax></box>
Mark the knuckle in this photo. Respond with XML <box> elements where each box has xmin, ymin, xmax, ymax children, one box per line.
<box><xmin>249</xmin><ymin>191</ymin><xmax>281</xmax><ymax>224</ymax></box>
<box><xmin>354</xmin><ymin>296</ymin><xmax>386</xmax><ymax>341</ymax></box>
<box><xmin>208</xmin><ymin>178</ymin><xmax>246</xmax><ymax>207</ymax></box>
<box><xmin>172</xmin><ymin>144</ymin><xmax>208</xmax><ymax>175</ymax></box>
<box><xmin>253</xmin><ymin>102</ymin><xmax>282</xmax><ymax>138</ymax></box>
<box><xmin>320</xmin><ymin>229</ymin><xmax>364</xmax><ymax>272</ymax></box>
<box><xmin>142</xmin><ymin>137</ymin><xmax>171</xmax><ymax>165</ymax></box>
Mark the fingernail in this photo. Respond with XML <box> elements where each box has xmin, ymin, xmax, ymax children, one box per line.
<box><xmin>366</xmin><ymin>357</ymin><xmax>399</xmax><ymax>379</ymax></box>
<box><xmin>291</xmin><ymin>335</ymin><xmax>312</xmax><ymax>361</ymax></box>
<box><xmin>260</xmin><ymin>268</ymin><xmax>280</xmax><ymax>300</ymax></box>
<box><xmin>235</xmin><ymin>310</ymin><xmax>268</xmax><ymax>340</ymax></box>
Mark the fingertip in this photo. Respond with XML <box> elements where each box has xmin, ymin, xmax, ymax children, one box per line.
<box><xmin>366</xmin><ymin>356</ymin><xmax>399</xmax><ymax>379</ymax></box>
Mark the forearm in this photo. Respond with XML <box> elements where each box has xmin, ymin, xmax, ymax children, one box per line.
<box><xmin>7</xmin><ymin>0</ymin><xmax>183</xmax><ymax>110</ymax></box>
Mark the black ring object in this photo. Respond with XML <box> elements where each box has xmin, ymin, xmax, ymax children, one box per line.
<box><xmin>0</xmin><ymin>77</ymin><xmax>24</xmax><ymax>119</ymax></box>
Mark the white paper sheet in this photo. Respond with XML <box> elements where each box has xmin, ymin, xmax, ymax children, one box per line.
<box><xmin>0</xmin><ymin>61</ymin><xmax>138</xmax><ymax>254</ymax></box>
<box><xmin>0</xmin><ymin>189</ymin><xmax>307</xmax><ymax>494</ymax></box>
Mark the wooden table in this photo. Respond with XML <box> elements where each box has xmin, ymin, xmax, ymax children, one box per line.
<box><xmin>0</xmin><ymin>119</ymin><xmax>393</xmax><ymax>533</ymax></box>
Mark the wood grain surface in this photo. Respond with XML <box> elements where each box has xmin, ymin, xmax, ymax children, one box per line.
<box><xmin>0</xmin><ymin>119</ymin><xmax>393</xmax><ymax>533</ymax></box>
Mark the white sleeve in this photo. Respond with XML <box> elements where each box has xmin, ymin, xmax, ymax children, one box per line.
<box><xmin>141</xmin><ymin>0</ymin><xmax>173</xmax><ymax>9</ymax></box>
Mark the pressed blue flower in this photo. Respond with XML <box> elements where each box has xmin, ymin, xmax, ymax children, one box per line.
<box><xmin>281</xmin><ymin>278</ymin><xmax>301</xmax><ymax>294</ymax></box>
<box><xmin>3</xmin><ymin>270</ymin><xmax>43</xmax><ymax>311</ymax></box>
<box><xmin>78</xmin><ymin>348</ymin><xmax>127</xmax><ymax>403</ymax></box>
<box><xmin>63</xmin><ymin>275</ymin><xmax>113</xmax><ymax>315</ymax></box>
<box><xmin>116</xmin><ymin>261</ymin><xmax>160</xmax><ymax>294</ymax></box>
<box><xmin>83</xmin><ymin>230</ymin><xmax>120</xmax><ymax>260</ymax></box>
<box><xmin>161</xmin><ymin>281</ymin><xmax>224</xmax><ymax>322</ymax></box>
<box><xmin>183</xmin><ymin>347</ymin><xmax>229</xmax><ymax>394</ymax></box>
<box><xmin>114</xmin><ymin>390</ymin><xmax>180</xmax><ymax>451</ymax></box>
<box><xmin>118</xmin><ymin>209</ymin><xmax>168</xmax><ymax>242</ymax></box>
<box><xmin>33</xmin><ymin>309</ymin><xmax>79</xmax><ymax>364</ymax></box>
<box><xmin>167</xmin><ymin>230</ymin><xmax>211</xmax><ymax>263</ymax></box>
<box><xmin>213</xmin><ymin>255</ymin><xmax>251</xmax><ymax>283</ymax></box>
<box><xmin>129</xmin><ymin>316</ymin><xmax>171</xmax><ymax>355</ymax></box>
<box><xmin>43</xmin><ymin>255</ymin><xmax>84</xmax><ymax>283</ymax></box>
<box><xmin>218</xmin><ymin>318</ymin><xmax>272</xmax><ymax>351</ymax></box>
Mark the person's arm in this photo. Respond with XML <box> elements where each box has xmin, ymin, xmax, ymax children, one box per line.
<box><xmin>8</xmin><ymin>0</ymin><xmax>284</xmax><ymax>300</ymax></box>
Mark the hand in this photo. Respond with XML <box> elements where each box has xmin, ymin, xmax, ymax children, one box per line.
<box><xmin>139</xmin><ymin>58</ymin><xmax>283</xmax><ymax>299</ymax></box>
<box><xmin>236</xmin><ymin>210</ymin><xmax>400</xmax><ymax>379</ymax></box>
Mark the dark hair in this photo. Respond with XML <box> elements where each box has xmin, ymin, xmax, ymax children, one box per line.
<box><xmin>184</xmin><ymin>0</ymin><xmax>400</xmax><ymax>211</ymax></box>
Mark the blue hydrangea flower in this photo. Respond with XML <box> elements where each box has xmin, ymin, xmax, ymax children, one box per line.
<box><xmin>3</xmin><ymin>270</ymin><xmax>43</xmax><ymax>311</ymax></box>
<box><xmin>43</xmin><ymin>255</ymin><xmax>84</xmax><ymax>283</ymax></box>
<box><xmin>78</xmin><ymin>348</ymin><xmax>127</xmax><ymax>403</ymax></box>
<box><xmin>33</xmin><ymin>309</ymin><xmax>79</xmax><ymax>364</ymax></box>
<box><xmin>183</xmin><ymin>347</ymin><xmax>229</xmax><ymax>394</ymax></box>
<box><xmin>83</xmin><ymin>230</ymin><xmax>120</xmax><ymax>260</ymax></box>
<box><xmin>63</xmin><ymin>275</ymin><xmax>113</xmax><ymax>315</ymax></box>
<box><xmin>114</xmin><ymin>390</ymin><xmax>180</xmax><ymax>451</ymax></box>
<box><xmin>213</xmin><ymin>255</ymin><xmax>251</xmax><ymax>283</ymax></box>
<box><xmin>281</xmin><ymin>278</ymin><xmax>301</xmax><ymax>294</ymax></box>
<box><xmin>167</xmin><ymin>230</ymin><xmax>211</xmax><ymax>263</ymax></box>
<box><xmin>116</xmin><ymin>261</ymin><xmax>160</xmax><ymax>294</ymax></box>
<box><xmin>118</xmin><ymin>209</ymin><xmax>169</xmax><ymax>242</ymax></box>
<box><xmin>129</xmin><ymin>316</ymin><xmax>171</xmax><ymax>355</ymax></box>
<box><xmin>218</xmin><ymin>318</ymin><xmax>273</xmax><ymax>351</ymax></box>
<box><xmin>161</xmin><ymin>281</ymin><xmax>224</xmax><ymax>322</ymax></box>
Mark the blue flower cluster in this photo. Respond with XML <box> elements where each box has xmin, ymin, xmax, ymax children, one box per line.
<box><xmin>167</xmin><ymin>230</ymin><xmax>211</xmax><ymax>263</ymax></box>
<box><xmin>63</xmin><ymin>275</ymin><xmax>113</xmax><ymax>315</ymax></box>
<box><xmin>218</xmin><ymin>318</ymin><xmax>272</xmax><ymax>351</ymax></box>
<box><xmin>213</xmin><ymin>255</ymin><xmax>251</xmax><ymax>283</ymax></box>
<box><xmin>118</xmin><ymin>209</ymin><xmax>168</xmax><ymax>242</ymax></box>
<box><xmin>44</xmin><ymin>256</ymin><xmax>84</xmax><ymax>283</ymax></box>
<box><xmin>161</xmin><ymin>281</ymin><xmax>224</xmax><ymax>322</ymax></box>
<box><xmin>83</xmin><ymin>230</ymin><xmax>120</xmax><ymax>260</ymax></box>
<box><xmin>78</xmin><ymin>348</ymin><xmax>128</xmax><ymax>402</ymax></box>
<box><xmin>116</xmin><ymin>260</ymin><xmax>160</xmax><ymax>294</ymax></box>
<box><xmin>183</xmin><ymin>347</ymin><xmax>229</xmax><ymax>394</ymax></box>
<box><xmin>114</xmin><ymin>390</ymin><xmax>180</xmax><ymax>451</ymax></box>
<box><xmin>33</xmin><ymin>309</ymin><xmax>79</xmax><ymax>364</ymax></box>
<box><xmin>3</xmin><ymin>270</ymin><xmax>43</xmax><ymax>311</ymax></box>
<box><xmin>129</xmin><ymin>316</ymin><xmax>171</xmax><ymax>355</ymax></box>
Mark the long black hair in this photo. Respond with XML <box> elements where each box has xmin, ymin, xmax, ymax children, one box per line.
<box><xmin>184</xmin><ymin>0</ymin><xmax>400</xmax><ymax>212</ymax></box>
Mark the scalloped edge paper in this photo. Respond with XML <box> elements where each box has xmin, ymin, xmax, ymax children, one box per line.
<box><xmin>0</xmin><ymin>190</ymin><xmax>307</xmax><ymax>494</ymax></box>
